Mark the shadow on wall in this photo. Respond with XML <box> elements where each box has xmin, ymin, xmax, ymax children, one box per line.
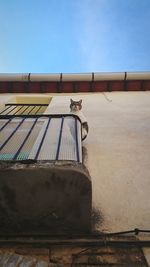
<box><xmin>82</xmin><ymin>146</ymin><xmax>104</xmax><ymax>233</ymax></box>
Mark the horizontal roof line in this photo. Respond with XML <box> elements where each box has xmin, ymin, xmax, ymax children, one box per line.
<box><xmin>0</xmin><ymin>71</ymin><xmax>150</xmax><ymax>82</ymax></box>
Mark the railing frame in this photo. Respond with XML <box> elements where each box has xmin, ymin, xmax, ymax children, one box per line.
<box><xmin>0</xmin><ymin>114</ymin><xmax>82</xmax><ymax>162</ymax></box>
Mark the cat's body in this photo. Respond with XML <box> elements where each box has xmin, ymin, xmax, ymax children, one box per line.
<box><xmin>70</xmin><ymin>99</ymin><xmax>89</xmax><ymax>140</ymax></box>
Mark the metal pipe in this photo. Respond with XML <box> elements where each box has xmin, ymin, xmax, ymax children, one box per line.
<box><xmin>0</xmin><ymin>114</ymin><xmax>82</xmax><ymax>123</ymax></box>
<box><xmin>0</xmin><ymin>238</ymin><xmax>149</xmax><ymax>248</ymax></box>
<box><xmin>0</xmin><ymin>72</ymin><xmax>150</xmax><ymax>82</ymax></box>
<box><xmin>62</xmin><ymin>73</ymin><xmax>92</xmax><ymax>81</ymax></box>
<box><xmin>0</xmin><ymin>73</ymin><xmax>28</xmax><ymax>82</ymax></box>
<box><xmin>30</xmin><ymin>73</ymin><xmax>60</xmax><ymax>82</ymax></box>
<box><xmin>94</xmin><ymin>72</ymin><xmax>125</xmax><ymax>81</ymax></box>
<box><xmin>126</xmin><ymin>72</ymin><xmax>150</xmax><ymax>80</ymax></box>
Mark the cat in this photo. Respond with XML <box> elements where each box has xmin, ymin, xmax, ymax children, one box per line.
<box><xmin>70</xmin><ymin>99</ymin><xmax>89</xmax><ymax>141</ymax></box>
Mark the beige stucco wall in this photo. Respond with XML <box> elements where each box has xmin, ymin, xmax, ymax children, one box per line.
<box><xmin>0</xmin><ymin>91</ymin><xmax>150</xmax><ymax>234</ymax></box>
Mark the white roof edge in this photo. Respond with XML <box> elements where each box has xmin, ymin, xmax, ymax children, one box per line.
<box><xmin>0</xmin><ymin>72</ymin><xmax>150</xmax><ymax>82</ymax></box>
<box><xmin>126</xmin><ymin>72</ymin><xmax>150</xmax><ymax>80</ymax></box>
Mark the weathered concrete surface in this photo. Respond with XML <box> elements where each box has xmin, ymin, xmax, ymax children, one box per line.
<box><xmin>0</xmin><ymin>161</ymin><xmax>91</xmax><ymax>234</ymax></box>
<box><xmin>0</xmin><ymin>240</ymin><xmax>148</xmax><ymax>267</ymax></box>
<box><xmin>0</xmin><ymin>248</ymin><xmax>49</xmax><ymax>266</ymax></box>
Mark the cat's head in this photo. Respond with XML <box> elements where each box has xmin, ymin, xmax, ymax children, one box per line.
<box><xmin>70</xmin><ymin>99</ymin><xmax>82</xmax><ymax>112</ymax></box>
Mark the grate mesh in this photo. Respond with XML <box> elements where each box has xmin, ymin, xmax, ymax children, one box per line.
<box><xmin>0</xmin><ymin>115</ymin><xmax>82</xmax><ymax>162</ymax></box>
<box><xmin>0</xmin><ymin>118</ymin><xmax>44</xmax><ymax>160</ymax></box>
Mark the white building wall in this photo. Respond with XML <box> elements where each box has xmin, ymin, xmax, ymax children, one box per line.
<box><xmin>0</xmin><ymin>92</ymin><xmax>150</xmax><ymax>233</ymax></box>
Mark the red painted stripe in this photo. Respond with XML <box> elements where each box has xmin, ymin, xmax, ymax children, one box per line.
<box><xmin>12</xmin><ymin>82</ymin><xmax>25</xmax><ymax>93</ymax></box>
<box><xmin>111</xmin><ymin>81</ymin><xmax>124</xmax><ymax>91</ymax></box>
<box><xmin>44</xmin><ymin>82</ymin><xmax>57</xmax><ymax>93</ymax></box>
<box><xmin>126</xmin><ymin>81</ymin><xmax>141</xmax><ymax>91</ymax></box>
<box><xmin>94</xmin><ymin>81</ymin><xmax>108</xmax><ymax>92</ymax></box>
<box><xmin>77</xmin><ymin>82</ymin><xmax>90</xmax><ymax>92</ymax></box>
<box><xmin>0</xmin><ymin>82</ymin><xmax>9</xmax><ymax>93</ymax></box>
<box><xmin>61</xmin><ymin>82</ymin><xmax>73</xmax><ymax>93</ymax></box>
<box><xmin>29</xmin><ymin>82</ymin><xmax>40</xmax><ymax>93</ymax></box>
<box><xmin>144</xmin><ymin>81</ymin><xmax>150</xmax><ymax>90</ymax></box>
<box><xmin>0</xmin><ymin>80</ymin><xmax>150</xmax><ymax>93</ymax></box>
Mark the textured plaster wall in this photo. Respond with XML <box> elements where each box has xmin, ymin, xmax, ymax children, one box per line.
<box><xmin>0</xmin><ymin>92</ymin><xmax>150</xmax><ymax>233</ymax></box>
<box><xmin>46</xmin><ymin>92</ymin><xmax>150</xmax><ymax>234</ymax></box>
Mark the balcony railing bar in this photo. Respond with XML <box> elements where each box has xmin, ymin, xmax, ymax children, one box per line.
<box><xmin>75</xmin><ymin>118</ymin><xmax>80</xmax><ymax>162</ymax></box>
<box><xmin>5</xmin><ymin>103</ymin><xmax>48</xmax><ymax>106</ymax></box>
<box><xmin>0</xmin><ymin>119</ymin><xmax>12</xmax><ymax>132</ymax></box>
<box><xmin>55</xmin><ymin>117</ymin><xmax>64</xmax><ymax>160</ymax></box>
<box><xmin>0</xmin><ymin>105</ymin><xmax>45</xmax><ymax>132</ymax></box>
<box><xmin>0</xmin><ymin>104</ymin><xmax>48</xmax><ymax>116</ymax></box>
<box><xmin>5</xmin><ymin>105</ymin><xmax>17</xmax><ymax>115</ymax></box>
<box><xmin>34</xmin><ymin>118</ymin><xmax>51</xmax><ymax>160</ymax></box>
<box><xmin>0</xmin><ymin>114</ymin><xmax>82</xmax><ymax>162</ymax></box>
<box><xmin>13</xmin><ymin>118</ymin><xmax>38</xmax><ymax>160</ymax></box>
<box><xmin>19</xmin><ymin>105</ymin><xmax>32</xmax><ymax>115</ymax></box>
<box><xmin>13</xmin><ymin>105</ymin><xmax>25</xmax><ymax>115</ymax></box>
<box><xmin>34</xmin><ymin>106</ymin><xmax>42</xmax><ymax>114</ymax></box>
<box><xmin>26</xmin><ymin>106</ymin><xmax>37</xmax><ymax>115</ymax></box>
<box><xmin>0</xmin><ymin>105</ymin><xmax>12</xmax><ymax>115</ymax></box>
<box><xmin>0</xmin><ymin>114</ymin><xmax>81</xmax><ymax>121</ymax></box>
<box><xmin>0</xmin><ymin>118</ymin><xmax>25</xmax><ymax>151</ymax></box>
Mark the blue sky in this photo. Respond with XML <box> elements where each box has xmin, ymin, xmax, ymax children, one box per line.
<box><xmin>0</xmin><ymin>0</ymin><xmax>150</xmax><ymax>73</ymax></box>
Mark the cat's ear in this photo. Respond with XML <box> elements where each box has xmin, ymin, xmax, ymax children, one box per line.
<box><xmin>70</xmin><ymin>99</ymin><xmax>73</xmax><ymax>104</ymax></box>
<box><xmin>79</xmin><ymin>99</ymin><xmax>82</xmax><ymax>104</ymax></box>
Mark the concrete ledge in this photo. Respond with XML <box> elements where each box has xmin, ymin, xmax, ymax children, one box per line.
<box><xmin>0</xmin><ymin>161</ymin><xmax>92</xmax><ymax>234</ymax></box>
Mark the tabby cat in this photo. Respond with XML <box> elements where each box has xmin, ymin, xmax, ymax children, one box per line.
<box><xmin>70</xmin><ymin>99</ymin><xmax>89</xmax><ymax>140</ymax></box>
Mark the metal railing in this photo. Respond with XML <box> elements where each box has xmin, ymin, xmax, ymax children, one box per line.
<box><xmin>0</xmin><ymin>114</ymin><xmax>82</xmax><ymax>162</ymax></box>
<box><xmin>0</xmin><ymin>103</ymin><xmax>48</xmax><ymax>115</ymax></box>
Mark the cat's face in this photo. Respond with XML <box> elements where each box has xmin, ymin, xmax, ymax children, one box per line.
<box><xmin>70</xmin><ymin>99</ymin><xmax>82</xmax><ymax>112</ymax></box>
